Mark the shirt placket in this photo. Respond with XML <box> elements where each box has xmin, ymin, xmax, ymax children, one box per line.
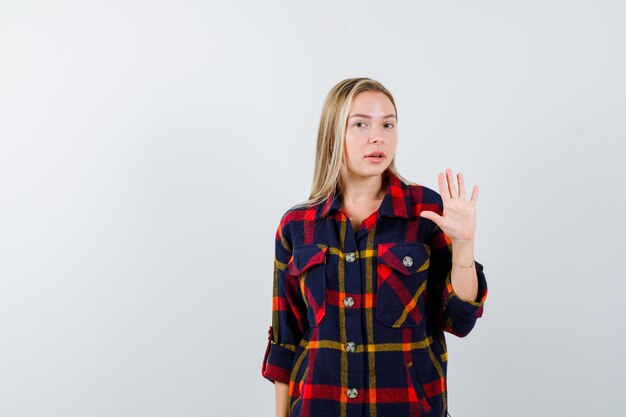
<box><xmin>339</xmin><ymin>211</ymin><xmax>378</xmax><ymax>417</ymax></box>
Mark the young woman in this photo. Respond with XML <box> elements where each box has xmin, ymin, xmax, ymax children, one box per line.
<box><xmin>261</xmin><ymin>78</ymin><xmax>488</xmax><ymax>417</ymax></box>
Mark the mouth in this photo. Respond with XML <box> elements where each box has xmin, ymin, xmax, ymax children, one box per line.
<box><xmin>364</xmin><ymin>151</ymin><xmax>386</xmax><ymax>160</ymax></box>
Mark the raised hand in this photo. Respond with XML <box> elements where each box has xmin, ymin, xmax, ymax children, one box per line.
<box><xmin>419</xmin><ymin>168</ymin><xmax>478</xmax><ymax>243</ymax></box>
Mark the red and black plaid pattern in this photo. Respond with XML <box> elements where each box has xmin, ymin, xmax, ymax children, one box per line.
<box><xmin>261</xmin><ymin>169</ymin><xmax>488</xmax><ymax>417</ymax></box>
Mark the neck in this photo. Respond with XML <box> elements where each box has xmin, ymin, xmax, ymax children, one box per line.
<box><xmin>340</xmin><ymin>170</ymin><xmax>386</xmax><ymax>204</ymax></box>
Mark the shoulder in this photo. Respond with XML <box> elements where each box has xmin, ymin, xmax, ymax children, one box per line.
<box><xmin>274</xmin><ymin>200</ymin><xmax>322</xmax><ymax>244</ymax></box>
<box><xmin>404</xmin><ymin>181</ymin><xmax>444</xmax><ymax>213</ymax></box>
<box><xmin>278</xmin><ymin>200</ymin><xmax>319</xmax><ymax>226</ymax></box>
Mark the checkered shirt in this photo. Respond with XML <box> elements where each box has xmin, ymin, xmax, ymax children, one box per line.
<box><xmin>261</xmin><ymin>169</ymin><xmax>488</xmax><ymax>417</ymax></box>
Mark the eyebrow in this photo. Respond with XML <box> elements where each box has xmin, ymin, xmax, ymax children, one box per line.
<box><xmin>348</xmin><ymin>113</ymin><xmax>397</xmax><ymax>120</ymax></box>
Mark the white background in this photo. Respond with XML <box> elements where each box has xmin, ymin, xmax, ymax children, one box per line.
<box><xmin>1</xmin><ymin>1</ymin><xmax>625</xmax><ymax>416</ymax></box>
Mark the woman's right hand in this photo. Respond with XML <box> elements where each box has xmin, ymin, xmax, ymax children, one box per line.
<box><xmin>275</xmin><ymin>380</ymin><xmax>289</xmax><ymax>417</ymax></box>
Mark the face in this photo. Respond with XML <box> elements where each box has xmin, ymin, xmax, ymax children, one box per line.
<box><xmin>342</xmin><ymin>90</ymin><xmax>398</xmax><ymax>180</ymax></box>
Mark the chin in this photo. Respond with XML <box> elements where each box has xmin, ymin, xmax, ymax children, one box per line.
<box><xmin>357</xmin><ymin>166</ymin><xmax>388</xmax><ymax>177</ymax></box>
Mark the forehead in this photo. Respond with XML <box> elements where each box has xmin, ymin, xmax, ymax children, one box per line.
<box><xmin>349</xmin><ymin>91</ymin><xmax>395</xmax><ymax>116</ymax></box>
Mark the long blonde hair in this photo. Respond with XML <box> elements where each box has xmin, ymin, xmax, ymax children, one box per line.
<box><xmin>295</xmin><ymin>77</ymin><xmax>414</xmax><ymax>209</ymax></box>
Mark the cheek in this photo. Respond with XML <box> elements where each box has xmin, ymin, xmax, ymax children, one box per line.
<box><xmin>344</xmin><ymin>135</ymin><xmax>360</xmax><ymax>159</ymax></box>
<box><xmin>388</xmin><ymin>136</ymin><xmax>398</xmax><ymax>152</ymax></box>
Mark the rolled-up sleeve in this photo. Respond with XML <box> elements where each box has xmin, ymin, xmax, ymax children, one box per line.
<box><xmin>261</xmin><ymin>216</ymin><xmax>307</xmax><ymax>384</ymax></box>
<box><xmin>440</xmin><ymin>258</ymin><xmax>488</xmax><ymax>337</ymax></box>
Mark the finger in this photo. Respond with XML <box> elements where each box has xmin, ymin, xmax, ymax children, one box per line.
<box><xmin>457</xmin><ymin>172</ymin><xmax>466</xmax><ymax>200</ymax></box>
<box><xmin>420</xmin><ymin>210</ymin><xmax>444</xmax><ymax>227</ymax></box>
<box><xmin>446</xmin><ymin>168</ymin><xmax>458</xmax><ymax>199</ymax></box>
<box><xmin>470</xmin><ymin>185</ymin><xmax>479</xmax><ymax>205</ymax></box>
<box><xmin>437</xmin><ymin>172</ymin><xmax>451</xmax><ymax>204</ymax></box>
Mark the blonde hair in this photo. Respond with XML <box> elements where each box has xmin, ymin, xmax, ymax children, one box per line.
<box><xmin>295</xmin><ymin>77</ymin><xmax>414</xmax><ymax>210</ymax></box>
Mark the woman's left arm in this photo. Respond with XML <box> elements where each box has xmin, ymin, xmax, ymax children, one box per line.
<box><xmin>421</xmin><ymin>168</ymin><xmax>488</xmax><ymax>337</ymax></box>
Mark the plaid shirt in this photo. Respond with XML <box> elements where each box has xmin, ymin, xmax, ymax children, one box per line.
<box><xmin>261</xmin><ymin>169</ymin><xmax>488</xmax><ymax>417</ymax></box>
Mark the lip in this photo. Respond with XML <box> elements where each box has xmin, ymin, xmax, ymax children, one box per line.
<box><xmin>365</xmin><ymin>151</ymin><xmax>386</xmax><ymax>158</ymax></box>
<box><xmin>364</xmin><ymin>151</ymin><xmax>386</xmax><ymax>164</ymax></box>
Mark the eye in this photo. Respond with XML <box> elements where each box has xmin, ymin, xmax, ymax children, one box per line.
<box><xmin>384</xmin><ymin>123</ymin><xmax>395</xmax><ymax>129</ymax></box>
<box><xmin>355</xmin><ymin>122</ymin><xmax>367</xmax><ymax>128</ymax></box>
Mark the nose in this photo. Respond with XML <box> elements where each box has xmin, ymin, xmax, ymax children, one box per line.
<box><xmin>369</xmin><ymin>125</ymin><xmax>385</xmax><ymax>143</ymax></box>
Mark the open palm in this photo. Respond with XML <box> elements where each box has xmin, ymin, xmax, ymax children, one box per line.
<box><xmin>420</xmin><ymin>168</ymin><xmax>478</xmax><ymax>243</ymax></box>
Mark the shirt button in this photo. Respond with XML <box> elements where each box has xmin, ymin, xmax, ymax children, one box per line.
<box><xmin>346</xmin><ymin>388</ymin><xmax>358</xmax><ymax>399</ymax></box>
<box><xmin>345</xmin><ymin>341</ymin><xmax>356</xmax><ymax>352</ymax></box>
<box><xmin>402</xmin><ymin>255</ymin><xmax>413</xmax><ymax>267</ymax></box>
<box><xmin>343</xmin><ymin>296</ymin><xmax>355</xmax><ymax>307</ymax></box>
<box><xmin>346</xmin><ymin>252</ymin><xmax>356</xmax><ymax>262</ymax></box>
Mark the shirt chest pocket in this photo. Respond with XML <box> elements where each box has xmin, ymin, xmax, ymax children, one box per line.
<box><xmin>287</xmin><ymin>244</ymin><xmax>328</xmax><ymax>328</ymax></box>
<box><xmin>376</xmin><ymin>242</ymin><xmax>431</xmax><ymax>328</ymax></box>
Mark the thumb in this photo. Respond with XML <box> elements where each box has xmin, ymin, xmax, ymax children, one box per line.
<box><xmin>420</xmin><ymin>210</ymin><xmax>443</xmax><ymax>226</ymax></box>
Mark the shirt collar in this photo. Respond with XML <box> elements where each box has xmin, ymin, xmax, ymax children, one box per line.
<box><xmin>315</xmin><ymin>170</ymin><xmax>412</xmax><ymax>220</ymax></box>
